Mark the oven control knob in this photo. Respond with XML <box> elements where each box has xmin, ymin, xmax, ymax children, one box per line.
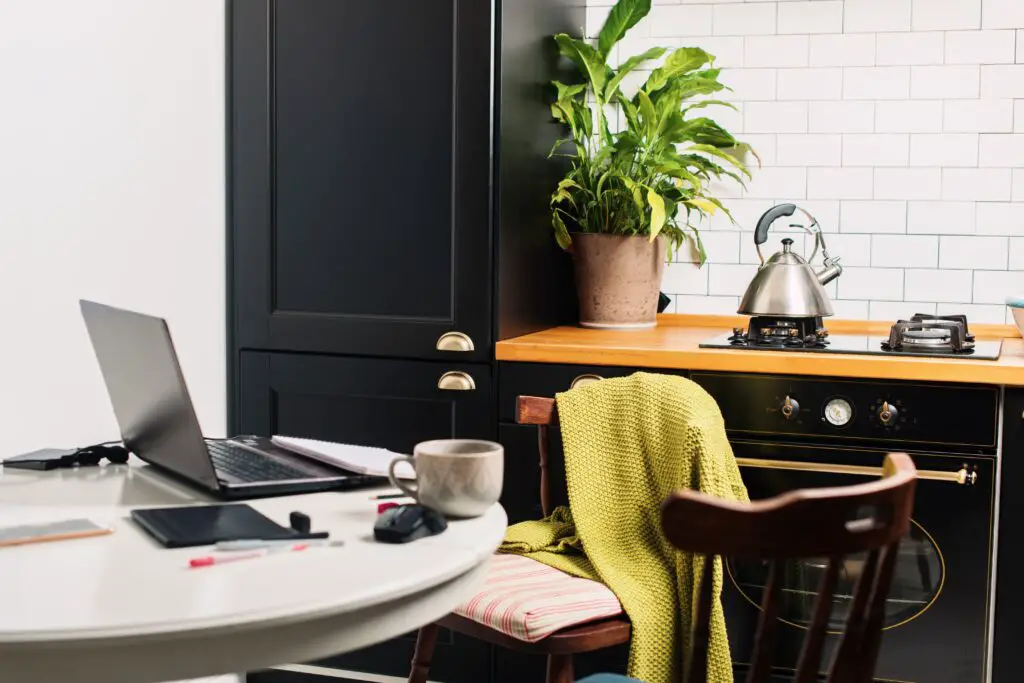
<box><xmin>781</xmin><ymin>396</ymin><xmax>800</xmax><ymax>420</ymax></box>
<box><xmin>878</xmin><ymin>401</ymin><xmax>899</xmax><ymax>426</ymax></box>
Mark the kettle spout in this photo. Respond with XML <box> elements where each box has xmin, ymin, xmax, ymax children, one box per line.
<box><xmin>816</xmin><ymin>257</ymin><xmax>843</xmax><ymax>286</ymax></box>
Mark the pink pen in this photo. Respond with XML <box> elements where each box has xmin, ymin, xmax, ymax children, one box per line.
<box><xmin>189</xmin><ymin>543</ymin><xmax>310</xmax><ymax>568</ymax></box>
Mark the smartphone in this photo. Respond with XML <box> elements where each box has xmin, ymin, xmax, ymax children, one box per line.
<box><xmin>0</xmin><ymin>518</ymin><xmax>113</xmax><ymax>548</ymax></box>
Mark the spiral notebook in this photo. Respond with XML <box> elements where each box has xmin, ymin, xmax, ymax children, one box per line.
<box><xmin>271</xmin><ymin>436</ymin><xmax>415</xmax><ymax>480</ymax></box>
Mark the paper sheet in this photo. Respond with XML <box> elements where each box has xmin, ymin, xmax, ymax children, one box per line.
<box><xmin>271</xmin><ymin>436</ymin><xmax>415</xmax><ymax>479</ymax></box>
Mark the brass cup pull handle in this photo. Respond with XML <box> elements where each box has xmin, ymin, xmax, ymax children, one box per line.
<box><xmin>570</xmin><ymin>374</ymin><xmax>604</xmax><ymax>389</ymax></box>
<box><xmin>436</xmin><ymin>332</ymin><xmax>475</xmax><ymax>352</ymax></box>
<box><xmin>736</xmin><ymin>457</ymin><xmax>978</xmax><ymax>486</ymax></box>
<box><xmin>438</xmin><ymin>371</ymin><xmax>476</xmax><ymax>391</ymax></box>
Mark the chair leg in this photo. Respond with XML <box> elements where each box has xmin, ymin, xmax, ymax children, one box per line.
<box><xmin>546</xmin><ymin>654</ymin><xmax>574</xmax><ymax>683</ymax></box>
<box><xmin>408</xmin><ymin>623</ymin><xmax>441</xmax><ymax>683</ymax></box>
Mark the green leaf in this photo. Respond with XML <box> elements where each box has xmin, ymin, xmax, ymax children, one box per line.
<box><xmin>622</xmin><ymin>177</ymin><xmax>644</xmax><ymax>210</ymax></box>
<box><xmin>553</xmin><ymin>80</ymin><xmax>587</xmax><ymax>102</ymax></box>
<box><xmin>555</xmin><ymin>34</ymin><xmax>608</xmax><ymax>94</ymax></box>
<box><xmin>637</xmin><ymin>89</ymin><xmax>657</xmax><ymax>139</ymax></box>
<box><xmin>647</xmin><ymin>188</ymin><xmax>666</xmax><ymax>240</ymax></box>
<box><xmin>645</xmin><ymin>47</ymin><xmax>712</xmax><ymax>93</ymax></box>
<box><xmin>552</xmin><ymin>211</ymin><xmax>573</xmax><ymax>250</ymax></box>
<box><xmin>604</xmin><ymin>46</ymin><xmax>667</xmax><ymax>99</ymax></box>
<box><xmin>598</xmin><ymin>0</ymin><xmax>652</xmax><ymax>58</ymax></box>
<box><xmin>682</xmin><ymin>99</ymin><xmax>738</xmax><ymax>115</ymax></box>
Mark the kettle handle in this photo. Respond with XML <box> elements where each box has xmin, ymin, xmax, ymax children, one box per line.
<box><xmin>754</xmin><ymin>203</ymin><xmax>798</xmax><ymax>247</ymax></box>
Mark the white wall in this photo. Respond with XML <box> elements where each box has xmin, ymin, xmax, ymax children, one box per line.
<box><xmin>0</xmin><ymin>0</ymin><xmax>226</xmax><ymax>456</ymax></box>
<box><xmin>587</xmin><ymin>0</ymin><xmax>1024</xmax><ymax>323</ymax></box>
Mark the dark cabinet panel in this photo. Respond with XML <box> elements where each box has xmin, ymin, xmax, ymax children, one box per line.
<box><xmin>239</xmin><ymin>352</ymin><xmax>495</xmax><ymax>452</ymax></box>
<box><xmin>993</xmin><ymin>389</ymin><xmax>1024</xmax><ymax>683</ymax></box>
<box><xmin>230</xmin><ymin>0</ymin><xmax>492</xmax><ymax>361</ymax></box>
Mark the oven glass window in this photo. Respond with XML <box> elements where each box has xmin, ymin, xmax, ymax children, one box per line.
<box><xmin>727</xmin><ymin>521</ymin><xmax>943</xmax><ymax>631</ymax></box>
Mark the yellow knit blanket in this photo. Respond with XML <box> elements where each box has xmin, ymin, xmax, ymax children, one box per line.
<box><xmin>499</xmin><ymin>372</ymin><xmax>748</xmax><ymax>683</ymax></box>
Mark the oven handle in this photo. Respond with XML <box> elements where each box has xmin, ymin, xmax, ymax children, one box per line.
<box><xmin>736</xmin><ymin>457</ymin><xmax>978</xmax><ymax>486</ymax></box>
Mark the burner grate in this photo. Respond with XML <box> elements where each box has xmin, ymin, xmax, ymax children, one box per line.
<box><xmin>882</xmin><ymin>315</ymin><xmax>975</xmax><ymax>353</ymax></box>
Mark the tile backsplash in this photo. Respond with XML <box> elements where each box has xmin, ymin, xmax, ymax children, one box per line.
<box><xmin>585</xmin><ymin>0</ymin><xmax>1024</xmax><ymax>323</ymax></box>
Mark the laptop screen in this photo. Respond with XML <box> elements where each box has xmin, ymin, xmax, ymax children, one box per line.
<box><xmin>79</xmin><ymin>300</ymin><xmax>220</xmax><ymax>491</ymax></box>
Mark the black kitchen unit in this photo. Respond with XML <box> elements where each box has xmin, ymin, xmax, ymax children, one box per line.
<box><xmin>228</xmin><ymin>0</ymin><xmax>580</xmax><ymax>681</ymax></box>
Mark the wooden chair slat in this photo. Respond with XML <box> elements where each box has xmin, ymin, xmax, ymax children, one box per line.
<box><xmin>794</xmin><ymin>555</ymin><xmax>842</xmax><ymax>683</ymax></box>
<box><xmin>746</xmin><ymin>559</ymin><xmax>782</xmax><ymax>683</ymax></box>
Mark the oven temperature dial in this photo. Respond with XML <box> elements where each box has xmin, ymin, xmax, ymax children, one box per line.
<box><xmin>878</xmin><ymin>401</ymin><xmax>899</xmax><ymax>426</ymax></box>
<box><xmin>824</xmin><ymin>398</ymin><xmax>854</xmax><ymax>427</ymax></box>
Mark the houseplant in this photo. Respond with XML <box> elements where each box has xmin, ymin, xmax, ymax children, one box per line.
<box><xmin>550</xmin><ymin>0</ymin><xmax>753</xmax><ymax>328</ymax></box>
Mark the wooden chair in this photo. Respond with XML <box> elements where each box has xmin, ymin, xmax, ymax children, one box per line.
<box><xmin>406</xmin><ymin>396</ymin><xmax>631</xmax><ymax>683</ymax></box>
<box><xmin>661</xmin><ymin>450</ymin><xmax>917</xmax><ymax>683</ymax></box>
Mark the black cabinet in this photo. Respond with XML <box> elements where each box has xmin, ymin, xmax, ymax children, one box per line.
<box><xmin>230</xmin><ymin>0</ymin><xmax>493</xmax><ymax>362</ymax></box>
<box><xmin>993</xmin><ymin>389</ymin><xmax>1024</xmax><ymax>683</ymax></box>
<box><xmin>239</xmin><ymin>352</ymin><xmax>495</xmax><ymax>451</ymax></box>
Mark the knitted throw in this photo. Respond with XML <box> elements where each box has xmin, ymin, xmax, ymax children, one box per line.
<box><xmin>499</xmin><ymin>372</ymin><xmax>749</xmax><ymax>683</ymax></box>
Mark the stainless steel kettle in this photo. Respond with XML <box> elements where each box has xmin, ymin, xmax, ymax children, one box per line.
<box><xmin>738</xmin><ymin>204</ymin><xmax>843</xmax><ymax>317</ymax></box>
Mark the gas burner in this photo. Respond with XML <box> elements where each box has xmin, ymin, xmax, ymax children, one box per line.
<box><xmin>882</xmin><ymin>314</ymin><xmax>975</xmax><ymax>353</ymax></box>
<box><xmin>728</xmin><ymin>316</ymin><xmax>830</xmax><ymax>349</ymax></box>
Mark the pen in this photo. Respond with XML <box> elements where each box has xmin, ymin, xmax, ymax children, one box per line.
<box><xmin>370</xmin><ymin>493</ymin><xmax>410</xmax><ymax>500</ymax></box>
<box><xmin>189</xmin><ymin>543</ymin><xmax>310</xmax><ymax>568</ymax></box>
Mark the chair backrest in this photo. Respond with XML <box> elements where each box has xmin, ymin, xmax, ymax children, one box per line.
<box><xmin>516</xmin><ymin>395</ymin><xmax>918</xmax><ymax>683</ymax></box>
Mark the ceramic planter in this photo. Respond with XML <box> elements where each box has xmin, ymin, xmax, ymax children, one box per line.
<box><xmin>571</xmin><ymin>233</ymin><xmax>666</xmax><ymax>329</ymax></box>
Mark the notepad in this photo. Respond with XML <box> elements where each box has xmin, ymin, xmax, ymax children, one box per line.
<box><xmin>271</xmin><ymin>436</ymin><xmax>415</xmax><ymax>480</ymax></box>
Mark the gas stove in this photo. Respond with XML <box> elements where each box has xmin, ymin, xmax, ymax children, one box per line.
<box><xmin>699</xmin><ymin>313</ymin><xmax>1003</xmax><ymax>360</ymax></box>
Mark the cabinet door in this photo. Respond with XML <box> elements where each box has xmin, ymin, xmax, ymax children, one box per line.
<box><xmin>230</xmin><ymin>0</ymin><xmax>492</xmax><ymax>361</ymax></box>
<box><xmin>238</xmin><ymin>352</ymin><xmax>495</xmax><ymax>452</ymax></box>
<box><xmin>993</xmin><ymin>389</ymin><xmax>1024</xmax><ymax>683</ymax></box>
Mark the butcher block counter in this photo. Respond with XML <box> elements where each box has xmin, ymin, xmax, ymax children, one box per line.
<box><xmin>496</xmin><ymin>314</ymin><xmax>1024</xmax><ymax>386</ymax></box>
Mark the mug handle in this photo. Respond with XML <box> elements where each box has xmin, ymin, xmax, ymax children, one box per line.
<box><xmin>388</xmin><ymin>456</ymin><xmax>418</xmax><ymax>499</ymax></box>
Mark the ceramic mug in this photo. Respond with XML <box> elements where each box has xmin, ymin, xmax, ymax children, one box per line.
<box><xmin>387</xmin><ymin>440</ymin><xmax>504</xmax><ymax>518</ymax></box>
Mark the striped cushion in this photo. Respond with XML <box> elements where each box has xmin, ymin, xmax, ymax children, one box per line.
<box><xmin>453</xmin><ymin>554</ymin><xmax>624</xmax><ymax>642</ymax></box>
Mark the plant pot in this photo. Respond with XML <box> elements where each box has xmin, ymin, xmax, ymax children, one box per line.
<box><xmin>571</xmin><ymin>233</ymin><xmax>666</xmax><ymax>329</ymax></box>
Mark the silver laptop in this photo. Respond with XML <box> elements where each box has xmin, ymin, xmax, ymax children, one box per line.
<box><xmin>79</xmin><ymin>299</ymin><xmax>382</xmax><ymax>499</ymax></box>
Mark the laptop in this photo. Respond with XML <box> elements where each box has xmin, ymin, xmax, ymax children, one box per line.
<box><xmin>79</xmin><ymin>299</ymin><xmax>383</xmax><ymax>499</ymax></box>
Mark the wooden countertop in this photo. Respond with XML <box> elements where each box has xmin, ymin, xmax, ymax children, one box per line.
<box><xmin>496</xmin><ymin>315</ymin><xmax>1024</xmax><ymax>386</ymax></box>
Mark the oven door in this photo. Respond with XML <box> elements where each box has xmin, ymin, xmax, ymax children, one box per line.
<box><xmin>724</xmin><ymin>441</ymin><xmax>995</xmax><ymax>683</ymax></box>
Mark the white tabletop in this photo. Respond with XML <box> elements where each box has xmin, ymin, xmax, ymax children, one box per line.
<box><xmin>0</xmin><ymin>459</ymin><xmax>506</xmax><ymax>683</ymax></box>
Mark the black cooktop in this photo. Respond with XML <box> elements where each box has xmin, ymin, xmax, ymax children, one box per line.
<box><xmin>698</xmin><ymin>332</ymin><xmax>1003</xmax><ymax>360</ymax></box>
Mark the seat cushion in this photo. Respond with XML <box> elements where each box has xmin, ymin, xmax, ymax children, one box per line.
<box><xmin>453</xmin><ymin>554</ymin><xmax>624</xmax><ymax>643</ymax></box>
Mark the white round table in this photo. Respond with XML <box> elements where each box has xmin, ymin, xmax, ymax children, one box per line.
<box><xmin>0</xmin><ymin>459</ymin><xmax>506</xmax><ymax>683</ymax></box>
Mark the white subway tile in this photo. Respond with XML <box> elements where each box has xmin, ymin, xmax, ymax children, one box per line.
<box><xmin>874</xmin><ymin>168</ymin><xmax>942</xmax><ymax>200</ymax></box>
<box><xmin>708</xmin><ymin>175</ymin><xmax>745</xmax><ymax>199</ymax></box>
<box><xmin>1015</xmin><ymin>169</ymin><xmax>1024</xmax><ymax>202</ymax></box>
<box><xmin>876</xmin><ymin>32</ymin><xmax>944</xmax><ymax>66</ymax></box>
<box><xmin>744</xmin><ymin>167</ymin><xmax>808</xmax><ymax>199</ymax></box>
<box><xmin>843</xmin><ymin>67</ymin><xmax>911</xmax><ymax>100</ymax></box>
<box><xmin>870</xmin><ymin>300</ymin><xmax>937</xmax><ymax>319</ymax></box>
<box><xmin>909</xmin><ymin>133</ymin><xmax>979</xmax><ymax>167</ymax></box>
<box><xmin>687</xmin><ymin>231</ymin><xmax>741</xmax><ymax>264</ymax></box>
<box><xmin>809</xmin><ymin>34</ymin><xmax>875</xmax><ymax>67</ymax></box>
<box><xmin>907</xmin><ymin>201</ymin><xmax>976</xmax><ymax>234</ymax></box>
<box><xmin>777</xmin><ymin>68</ymin><xmax>843</xmax><ymax>100</ymax></box>
<box><xmin>842</xmin><ymin>134</ymin><xmax>911</xmax><ymax>167</ymax></box>
<box><xmin>983</xmin><ymin>0</ymin><xmax>1024</xmax><ymax>30</ymax></box>
<box><xmin>777</xmin><ymin>134</ymin><xmax>843</xmax><ymax>166</ymax></box>
<box><xmin>976</xmin><ymin>203</ymin><xmax>1024</xmax><ymax>236</ymax></box>
<box><xmin>938</xmin><ymin>302</ymin><xmax>1008</xmax><ymax>323</ymax></box>
<box><xmin>695</xmin><ymin>37</ymin><xmax>745</xmax><ymax>68</ymax></box>
<box><xmin>837</xmin><ymin>267</ymin><xmax>905</xmax><ymax>301</ymax></box>
<box><xmin>979</xmin><ymin>134</ymin><xmax>1024</xmax><ymax>167</ymax></box>
<box><xmin>944</xmin><ymin>30</ymin><xmax>1016</xmax><ymax>65</ymax></box>
<box><xmin>648</xmin><ymin>6</ymin><xmax>715</xmax><ymax>37</ymax></box>
<box><xmin>912</xmin><ymin>0</ymin><xmax>980</xmax><ymax>31</ymax></box>
<box><xmin>721</xmin><ymin>69</ymin><xmax>779</xmax><ymax>101</ymax></box>
<box><xmin>808</xmin><ymin>167</ymin><xmax>874</xmax><ymax>199</ymax></box>
<box><xmin>744</xmin><ymin>36</ymin><xmax>810</xmax><ymax>68</ymax></box>
<box><xmin>974</xmin><ymin>270</ymin><xmax>1024</xmax><ymax>304</ymax></box>
<box><xmin>821</xmin><ymin>233</ymin><xmax>872</xmax><ymax>265</ymax></box>
<box><xmin>675</xmin><ymin>295</ymin><xmax>742</xmax><ymax>315</ymax></box>
<box><xmin>741</xmin><ymin>134</ymin><xmax>778</xmax><ymax>165</ymax></box>
<box><xmin>939</xmin><ymin>235</ymin><xmax>1009</xmax><ymax>268</ymax></box>
<box><xmin>831</xmin><ymin>299</ymin><xmax>871</xmax><ymax>319</ymax></box>
<box><xmin>778</xmin><ymin>2</ymin><xmax>843</xmax><ymax>34</ymax></box>
<box><xmin>745</xmin><ymin>101</ymin><xmax>809</xmax><ymax>133</ymax></box>
<box><xmin>1016</xmin><ymin>101</ymin><xmax>1024</xmax><ymax>132</ymax></box>
<box><xmin>1018</xmin><ymin>30</ymin><xmax>1024</xmax><ymax>64</ymax></box>
<box><xmin>844</xmin><ymin>0</ymin><xmax>912</xmax><ymax>33</ymax></box>
<box><xmin>809</xmin><ymin>101</ymin><xmax>876</xmax><ymax>133</ymax></box>
<box><xmin>876</xmin><ymin>100</ymin><xmax>943</xmax><ymax>133</ymax></box>
<box><xmin>799</xmin><ymin>200</ymin><xmax>841</xmax><ymax>232</ymax></box>
<box><xmin>708</xmin><ymin>263</ymin><xmax>760</xmax><ymax>296</ymax></box>
<box><xmin>840</xmin><ymin>200</ymin><xmax>908</xmax><ymax>233</ymax></box>
<box><xmin>911</xmin><ymin>66</ymin><xmax>980</xmax><ymax>99</ymax></box>
<box><xmin>662</xmin><ymin>260</ymin><xmax>709</xmax><ymax>295</ymax></box>
<box><xmin>943</xmin><ymin>100</ymin><xmax>1015</xmax><ymax>132</ymax></box>
<box><xmin>981</xmin><ymin>66</ymin><xmax>1024</xmax><ymax>99</ymax></box>
<box><xmin>713</xmin><ymin>4</ymin><xmax>777</xmax><ymax>36</ymax></box>
<box><xmin>942</xmin><ymin>168</ymin><xmax>1013</xmax><ymax>201</ymax></box>
<box><xmin>904</xmin><ymin>269</ymin><xmax>974</xmax><ymax>303</ymax></box>
<box><xmin>871</xmin><ymin>235</ymin><xmax>938</xmax><ymax>267</ymax></box>
<box><xmin>709</xmin><ymin>198</ymin><xmax>776</xmax><ymax>232</ymax></box>
<box><xmin>1010</xmin><ymin>237</ymin><xmax>1024</xmax><ymax>270</ymax></box>
<box><xmin>585</xmin><ymin>6</ymin><xmax>613</xmax><ymax>38</ymax></box>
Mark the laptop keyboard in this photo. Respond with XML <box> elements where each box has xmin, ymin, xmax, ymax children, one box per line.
<box><xmin>207</xmin><ymin>441</ymin><xmax>315</xmax><ymax>483</ymax></box>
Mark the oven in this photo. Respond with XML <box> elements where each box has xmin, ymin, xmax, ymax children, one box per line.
<box><xmin>692</xmin><ymin>373</ymin><xmax>999</xmax><ymax>683</ymax></box>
